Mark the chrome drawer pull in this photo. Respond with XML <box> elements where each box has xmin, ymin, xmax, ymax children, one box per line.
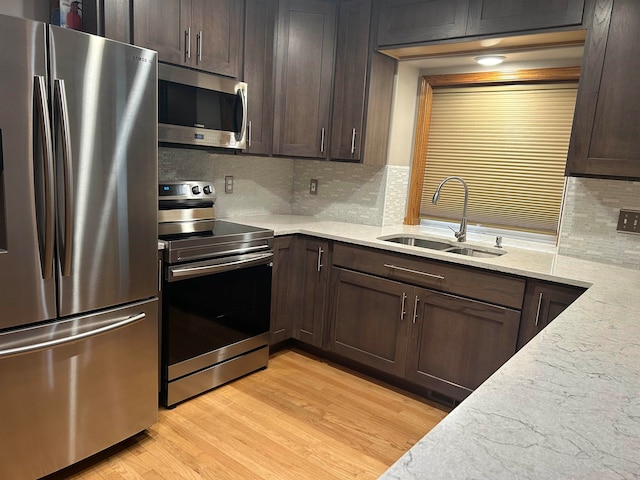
<box><xmin>383</xmin><ymin>264</ymin><xmax>445</xmax><ymax>280</ymax></box>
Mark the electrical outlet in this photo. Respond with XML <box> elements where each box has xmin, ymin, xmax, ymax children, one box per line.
<box><xmin>310</xmin><ymin>179</ymin><xmax>318</xmax><ymax>195</ymax></box>
<box><xmin>224</xmin><ymin>175</ymin><xmax>233</xmax><ymax>194</ymax></box>
<box><xmin>617</xmin><ymin>209</ymin><xmax>640</xmax><ymax>234</ymax></box>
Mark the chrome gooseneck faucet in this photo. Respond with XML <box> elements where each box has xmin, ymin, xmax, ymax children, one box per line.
<box><xmin>432</xmin><ymin>176</ymin><xmax>468</xmax><ymax>242</ymax></box>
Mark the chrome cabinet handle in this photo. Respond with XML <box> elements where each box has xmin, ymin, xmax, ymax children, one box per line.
<box><xmin>34</xmin><ymin>75</ymin><xmax>55</xmax><ymax>280</ymax></box>
<box><xmin>0</xmin><ymin>313</ymin><xmax>146</xmax><ymax>358</ymax></box>
<box><xmin>320</xmin><ymin>127</ymin><xmax>325</xmax><ymax>153</ymax></box>
<box><xmin>317</xmin><ymin>247</ymin><xmax>324</xmax><ymax>272</ymax></box>
<box><xmin>350</xmin><ymin>127</ymin><xmax>357</xmax><ymax>154</ymax></box>
<box><xmin>400</xmin><ymin>292</ymin><xmax>407</xmax><ymax>320</ymax></box>
<box><xmin>534</xmin><ymin>292</ymin><xmax>544</xmax><ymax>327</ymax></box>
<box><xmin>247</xmin><ymin>120</ymin><xmax>252</xmax><ymax>147</ymax></box>
<box><xmin>54</xmin><ymin>79</ymin><xmax>74</xmax><ymax>278</ymax></box>
<box><xmin>412</xmin><ymin>296</ymin><xmax>420</xmax><ymax>324</ymax></box>
<box><xmin>197</xmin><ymin>30</ymin><xmax>203</xmax><ymax>63</ymax></box>
<box><xmin>383</xmin><ymin>264</ymin><xmax>445</xmax><ymax>281</ymax></box>
<box><xmin>185</xmin><ymin>27</ymin><xmax>191</xmax><ymax>61</ymax></box>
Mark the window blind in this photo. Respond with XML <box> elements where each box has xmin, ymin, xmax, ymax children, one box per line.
<box><xmin>419</xmin><ymin>83</ymin><xmax>577</xmax><ymax>235</ymax></box>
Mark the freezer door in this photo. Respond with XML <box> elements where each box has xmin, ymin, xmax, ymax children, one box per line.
<box><xmin>0</xmin><ymin>14</ymin><xmax>57</xmax><ymax>329</ymax></box>
<box><xmin>49</xmin><ymin>26</ymin><xmax>158</xmax><ymax>317</ymax></box>
<box><xmin>0</xmin><ymin>298</ymin><xmax>158</xmax><ymax>480</ymax></box>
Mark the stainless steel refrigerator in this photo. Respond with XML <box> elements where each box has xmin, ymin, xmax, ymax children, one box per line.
<box><xmin>0</xmin><ymin>14</ymin><xmax>159</xmax><ymax>480</ymax></box>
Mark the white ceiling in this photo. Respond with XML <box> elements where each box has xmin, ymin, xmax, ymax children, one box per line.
<box><xmin>403</xmin><ymin>45</ymin><xmax>584</xmax><ymax>75</ymax></box>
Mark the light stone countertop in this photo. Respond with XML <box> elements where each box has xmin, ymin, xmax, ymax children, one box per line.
<box><xmin>225</xmin><ymin>214</ymin><xmax>640</xmax><ymax>480</ymax></box>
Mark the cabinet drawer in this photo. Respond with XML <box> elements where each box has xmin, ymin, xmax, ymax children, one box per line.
<box><xmin>333</xmin><ymin>243</ymin><xmax>525</xmax><ymax>309</ymax></box>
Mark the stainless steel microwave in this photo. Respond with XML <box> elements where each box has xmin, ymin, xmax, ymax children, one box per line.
<box><xmin>158</xmin><ymin>63</ymin><xmax>247</xmax><ymax>149</ymax></box>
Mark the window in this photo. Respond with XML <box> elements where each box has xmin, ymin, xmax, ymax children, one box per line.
<box><xmin>406</xmin><ymin>67</ymin><xmax>580</xmax><ymax>237</ymax></box>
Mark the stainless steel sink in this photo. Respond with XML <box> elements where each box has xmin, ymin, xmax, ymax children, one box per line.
<box><xmin>445</xmin><ymin>247</ymin><xmax>505</xmax><ymax>258</ymax></box>
<box><xmin>379</xmin><ymin>235</ymin><xmax>506</xmax><ymax>258</ymax></box>
<box><xmin>379</xmin><ymin>236</ymin><xmax>453</xmax><ymax>250</ymax></box>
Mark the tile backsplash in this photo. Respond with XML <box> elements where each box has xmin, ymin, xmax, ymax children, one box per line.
<box><xmin>159</xmin><ymin>148</ymin><xmax>294</xmax><ymax>218</ymax></box>
<box><xmin>558</xmin><ymin>177</ymin><xmax>640</xmax><ymax>268</ymax></box>
<box><xmin>159</xmin><ymin>148</ymin><xmax>639</xmax><ymax>269</ymax></box>
<box><xmin>159</xmin><ymin>148</ymin><xmax>395</xmax><ymax>226</ymax></box>
<box><xmin>292</xmin><ymin>160</ymin><xmax>387</xmax><ymax>225</ymax></box>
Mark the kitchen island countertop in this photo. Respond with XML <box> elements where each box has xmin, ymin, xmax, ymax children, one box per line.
<box><xmin>226</xmin><ymin>214</ymin><xmax>640</xmax><ymax>480</ymax></box>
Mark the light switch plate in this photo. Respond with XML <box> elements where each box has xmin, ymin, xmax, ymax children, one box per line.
<box><xmin>310</xmin><ymin>179</ymin><xmax>318</xmax><ymax>195</ymax></box>
<box><xmin>224</xmin><ymin>175</ymin><xmax>233</xmax><ymax>194</ymax></box>
<box><xmin>617</xmin><ymin>209</ymin><xmax>640</xmax><ymax>234</ymax></box>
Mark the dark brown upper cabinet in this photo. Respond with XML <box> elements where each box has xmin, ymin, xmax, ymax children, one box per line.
<box><xmin>466</xmin><ymin>0</ymin><xmax>586</xmax><ymax>36</ymax></box>
<box><xmin>103</xmin><ymin>0</ymin><xmax>132</xmax><ymax>43</ymax></box>
<box><xmin>331</xmin><ymin>0</ymin><xmax>396</xmax><ymax>165</ymax></box>
<box><xmin>376</xmin><ymin>0</ymin><xmax>588</xmax><ymax>49</ymax></box>
<box><xmin>243</xmin><ymin>0</ymin><xmax>277</xmax><ymax>155</ymax></box>
<box><xmin>377</xmin><ymin>0</ymin><xmax>470</xmax><ymax>46</ymax></box>
<box><xmin>566</xmin><ymin>0</ymin><xmax>640</xmax><ymax>179</ymax></box>
<box><xmin>273</xmin><ymin>0</ymin><xmax>337</xmax><ymax>158</ymax></box>
<box><xmin>132</xmin><ymin>0</ymin><xmax>242</xmax><ymax>77</ymax></box>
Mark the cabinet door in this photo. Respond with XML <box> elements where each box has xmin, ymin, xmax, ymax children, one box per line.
<box><xmin>270</xmin><ymin>236</ymin><xmax>295</xmax><ymax>344</ymax></box>
<box><xmin>377</xmin><ymin>0</ymin><xmax>470</xmax><ymax>47</ymax></box>
<box><xmin>466</xmin><ymin>0</ymin><xmax>586</xmax><ymax>36</ymax></box>
<box><xmin>191</xmin><ymin>0</ymin><xmax>242</xmax><ymax>77</ymax></box>
<box><xmin>133</xmin><ymin>0</ymin><xmax>190</xmax><ymax>65</ymax></box>
<box><xmin>517</xmin><ymin>281</ymin><xmax>585</xmax><ymax>350</ymax></box>
<box><xmin>330</xmin><ymin>0</ymin><xmax>370</xmax><ymax>161</ymax></box>
<box><xmin>294</xmin><ymin>238</ymin><xmax>330</xmax><ymax>347</ymax></box>
<box><xmin>406</xmin><ymin>289</ymin><xmax>520</xmax><ymax>401</ymax></box>
<box><xmin>567</xmin><ymin>0</ymin><xmax>640</xmax><ymax>179</ymax></box>
<box><xmin>104</xmin><ymin>0</ymin><xmax>131</xmax><ymax>43</ymax></box>
<box><xmin>331</xmin><ymin>268</ymin><xmax>411</xmax><ymax>377</ymax></box>
<box><xmin>244</xmin><ymin>0</ymin><xmax>276</xmax><ymax>154</ymax></box>
<box><xmin>273</xmin><ymin>0</ymin><xmax>336</xmax><ymax>158</ymax></box>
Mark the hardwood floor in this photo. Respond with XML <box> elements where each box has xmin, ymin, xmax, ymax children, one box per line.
<box><xmin>45</xmin><ymin>349</ymin><xmax>449</xmax><ymax>480</ymax></box>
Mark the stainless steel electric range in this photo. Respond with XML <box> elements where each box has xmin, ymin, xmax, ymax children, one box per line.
<box><xmin>158</xmin><ymin>180</ymin><xmax>274</xmax><ymax>407</ymax></box>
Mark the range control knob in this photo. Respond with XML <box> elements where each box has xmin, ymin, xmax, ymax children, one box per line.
<box><xmin>203</xmin><ymin>185</ymin><xmax>212</xmax><ymax>195</ymax></box>
<box><xmin>191</xmin><ymin>185</ymin><xmax>201</xmax><ymax>195</ymax></box>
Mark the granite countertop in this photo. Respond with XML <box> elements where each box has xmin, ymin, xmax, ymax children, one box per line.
<box><xmin>226</xmin><ymin>214</ymin><xmax>640</xmax><ymax>479</ymax></box>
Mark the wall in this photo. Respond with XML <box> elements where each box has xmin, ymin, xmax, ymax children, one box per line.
<box><xmin>159</xmin><ymin>147</ymin><xmax>409</xmax><ymax>226</ymax></box>
<box><xmin>158</xmin><ymin>148</ymin><xmax>293</xmax><ymax>218</ymax></box>
<box><xmin>558</xmin><ymin>177</ymin><xmax>640</xmax><ymax>269</ymax></box>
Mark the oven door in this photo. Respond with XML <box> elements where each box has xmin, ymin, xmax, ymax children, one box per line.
<box><xmin>161</xmin><ymin>252</ymin><xmax>272</xmax><ymax>406</ymax></box>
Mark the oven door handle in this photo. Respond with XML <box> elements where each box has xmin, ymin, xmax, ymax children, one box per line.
<box><xmin>167</xmin><ymin>252</ymin><xmax>274</xmax><ymax>282</ymax></box>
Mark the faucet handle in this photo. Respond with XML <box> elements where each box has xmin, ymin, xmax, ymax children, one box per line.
<box><xmin>495</xmin><ymin>236</ymin><xmax>503</xmax><ymax>248</ymax></box>
<box><xmin>448</xmin><ymin>225</ymin><xmax>460</xmax><ymax>236</ymax></box>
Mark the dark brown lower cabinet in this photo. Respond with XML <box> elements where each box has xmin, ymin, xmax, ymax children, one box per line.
<box><xmin>270</xmin><ymin>236</ymin><xmax>295</xmax><ymax>344</ymax></box>
<box><xmin>517</xmin><ymin>280</ymin><xmax>586</xmax><ymax>350</ymax></box>
<box><xmin>405</xmin><ymin>289</ymin><xmax>521</xmax><ymax>401</ymax></box>
<box><xmin>293</xmin><ymin>237</ymin><xmax>330</xmax><ymax>348</ymax></box>
<box><xmin>329</xmin><ymin>264</ymin><xmax>520</xmax><ymax>402</ymax></box>
<box><xmin>331</xmin><ymin>268</ymin><xmax>411</xmax><ymax>377</ymax></box>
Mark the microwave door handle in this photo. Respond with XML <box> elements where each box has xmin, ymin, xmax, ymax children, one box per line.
<box><xmin>54</xmin><ymin>79</ymin><xmax>74</xmax><ymax>277</ymax></box>
<box><xmin>237</xmin><ymin>87</ymin><xmax>247</xmax><ymax>145</ymax></box>
<box><xmin>34</xmin><ymin>75</ymin><xmax>56</xmax><ymax>280</ymax></box>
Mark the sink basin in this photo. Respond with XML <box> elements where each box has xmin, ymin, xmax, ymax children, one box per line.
<box><xmin>445</xmin><ymin>247</ymin><xmax>505</xmax><ymax>258</ymax></box>
<box><xmin>379</xmin><ymin>235</ymin><xmax>506</xmax><ymax>258</ymax></box>
<box><xmin>379</xmin><ymin>236</ymin><xmax>453</xmax><ymax>250</ymax></box>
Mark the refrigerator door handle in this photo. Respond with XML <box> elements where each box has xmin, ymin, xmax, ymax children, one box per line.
<box><xmin>54</xmin><ymin>78</ymin><xmax>74</xmax><ymax>277</ymax></box>
<box><xmin>33</xmin><ymin>75</ymin><xmax>56</xmax><ymax>280</ymax></box>
<box><xmin>0</xmin><ymin>312</ymin><xmax>146</xmax><ymax>358</ymax></box>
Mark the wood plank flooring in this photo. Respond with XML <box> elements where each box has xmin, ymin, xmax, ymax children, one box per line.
<box><xmin>45</xmin><ymin>349</ymin><xmax>449</xmax><ymax>480</ymax></box>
